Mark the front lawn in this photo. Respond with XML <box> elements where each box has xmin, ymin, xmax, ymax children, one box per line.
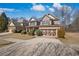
<box><xmin>59</xmin><ymin>32</ymin><xmax>79</xmax><ymax>45</ymax></box>
<box><xmin>1</xmin><ymin>33</ymin><xmax>35</xmax><ymax>40</ymax></box>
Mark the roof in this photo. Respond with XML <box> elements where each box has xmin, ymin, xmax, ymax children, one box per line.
<box><xmin>17</xmin><ymin>18</ymin><xmax>28</xmax><ymax>22</ymax></box>
<box><xmin>42</xmin><ymin>14</ymin><xmax>59</xmax><ymax>21</ymax></box>
<box><xmin>25</xmin><ymin>24</ymin><xmax>62</xmax><ymax>28</ymax></box>
<box><xmin>29</xmin><ymin>17</ymin><xmax>38</xmax><ymax>22</ymax></box>
<box><xmin>8</xmin><ymin>19</ymin><xmax>18</xmax><ymax>27</ymax></box>
<box><xmin>8</xmin><ymin>20</ymin><xmax>22</xmax><ymax>27</ymax></box>
<box><xmin>8</xmin><ymin>20</ymin><xmax>15</xmax><ymax>27</ymax></box>
<box><xmin>25</xmin><ymin>26</ymin><xmax>39</xmax><ymax>28</ymax></box>
<box><xmin>39</xmin><ymin>24</ymin><xmax>62</xmax><ymax>27</ymax></box>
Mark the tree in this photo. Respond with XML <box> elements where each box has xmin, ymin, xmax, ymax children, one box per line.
<box><xmin>54</xmin><ymin>4</ymin><xmax>72</xmax><ymax>27</ymax></box>
<box><xmin>0</xmin><ymin>12</ymin><xmax>8</xmax><ymax>32</ymax></box>
<box><xmin>66</xmin><ymin>9</ymin><xmax>79</xmax><ymax>32</ymax></box>
<box><xmin>60</xmin><ymin>5</ymin><xmax>72</xmax><ymax>26</ymax></box>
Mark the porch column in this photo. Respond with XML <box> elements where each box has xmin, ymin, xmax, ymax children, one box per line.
<box><xmin>26</xmin><ymin>27</ymin><xmax>27</xmax><ymax>32</ymax></box>
<box><xmin>55</xmin><ymin>29</ymin><xmax>58</xmax><ymax>38</ymax></box>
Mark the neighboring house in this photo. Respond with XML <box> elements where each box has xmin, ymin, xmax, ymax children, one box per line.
<box><xmin>8</xmin><ymin>20</ymin><xmax>16</xmax><ymax>33</ymax></box>
<box><xmin>16</xmin><ymin>18</ymin><xmax>28</xmax><ymax>30</ymax></box>
<box><xmin>8</xmin><ymin>18</ymin><xmax>28</xmax><ymax>32</ymax></box>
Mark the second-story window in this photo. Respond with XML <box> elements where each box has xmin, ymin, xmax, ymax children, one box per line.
<box><xmin>41</xmin><ymin>19</ymin><xmax>51</xmax><ymax>26</ymax></box>
<box><xmin>30</xmin><ymin>22</ymin><xmax>36</xmax><ymax>26</ymax></box>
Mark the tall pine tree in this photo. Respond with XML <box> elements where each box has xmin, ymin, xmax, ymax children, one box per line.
<box><xmin>0</xmin><ymin>12</ymin><xmax>8</xmax><ymax>32</ymax></box>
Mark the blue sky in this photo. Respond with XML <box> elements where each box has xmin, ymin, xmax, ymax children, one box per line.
<box><xmin>0</xmin><ymin>3</ymin><xmax>79</xmax><ymax>19</ymax></box>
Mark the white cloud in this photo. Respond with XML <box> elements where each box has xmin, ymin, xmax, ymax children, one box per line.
<box><xmin>31</xmin><ymin>4</ymin><xmax>45</xmax><ymax>11</ymax></box>
<box><xmin>53</xmin><ymin>3</ymin><xmax>62</xmax><ymax>10</ymax></box>
<box><xmin>0</xmin><ymin>8</ymin><xmax>15</xmax><ymax>13</ymax></box>
<box><xmin>46</xmin><ymin>5</ymin><xmax>55</xmax><ymax>12</ymax></box>
<box><xmin>49</xmin><ymin>8</ymin><xmax>55</xmax><ymax>12</ymax></box>
<box><xmin>53</xmin><ymin>3</ymin><xmax>72</xmax><ymax>12</ymax></box>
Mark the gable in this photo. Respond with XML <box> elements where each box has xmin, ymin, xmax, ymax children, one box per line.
<box><xmin>42</xmin><ymin>15</ymin><xmax>50</xmax><ymax>22</ymax></box>
<box><xmin>31</xmin><ymin>18</ymin><xmax>36</xmax><ymax>21</ymax></box>
<box><xmin>41</xmin><ymin>15</ymin><xmax>52</xmax><ymax>25</ymax></box>
<box><xmin>29</xmin><ymin>17</ymin><xmax>37</xmax><ymax>22</ymax></box>
<box><xmin>29</xmin><ymin>17</ymin><xmax>38</xmax><ymax>26</ymax></box>
<box><xmin>9</xmin><ymin>22</ymin><xmax>15</xmax><ymax>26</ymax></box>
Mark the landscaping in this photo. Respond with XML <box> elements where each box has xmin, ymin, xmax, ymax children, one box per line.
<box><xmin>35</xmin><ymin>29</ymin><xmax>43</xmax><ymax>36</ymax></box>
<box><xmin>59</xmin><ymin>32</ymin><xmax>79</xmax><ymax>45</ymax></box>
<box><xmin>0</xmin><ymin>33</ymin><xmax>34</xmax><ymax>40</ymax></box>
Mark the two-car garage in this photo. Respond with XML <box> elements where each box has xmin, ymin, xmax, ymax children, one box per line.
<box><xmin>39</xmin><ymin>26</ymin><xmax>60</xmax><ymax>38</ymax></box>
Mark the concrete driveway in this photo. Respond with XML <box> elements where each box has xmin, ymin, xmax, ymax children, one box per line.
<box><xmin>0</xmin><ymin>36</ymin><xmax>79</xmax><ymax>56</ymax></box>
<box><xmin>0</xmin><ymin>37</ymin><xmax>79</xmax><ymax>56</ymax></box>
<box><xmin>2</xmin><ymin>36</ymin><xmax>62</xmax><ymax>44</ymax></box>
<box><xmin>0</xmin><ymin>32</ymin><xmax>12</xmax><ymax>45</ymax></box>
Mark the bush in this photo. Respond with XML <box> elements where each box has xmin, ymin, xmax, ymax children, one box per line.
<box><xmin>0</xmin><ymin>30</ymin><xmax>4</xmax><ymax>33</ymax></box>
<box><xmin>16</xmin><ymin>30</ymin><xmax>22</xmax><ymax>33</ymax></box>
<box><xmin>5</xmin><ymin>30</ymin><xmax>9</xmax><ymax>32</ymax></box>
<box><xmin>35</xmin><ymin>29</ymin><xmax>43</xmax><ymax>36</ymax></box>
<box><xmin>12</xmin><ymin>29</ymin><xmax>22</xmax><ymax>33</ymax></box>
<box><xmin>21</xmin><ymin>30</ymin><xmax>26</xmax><ymax>34</ymax></box>
<box><xmin>58</xmin><ymin>27</ymin><xmax>65</xmax><ymax>38</ymax></box>
<box><xmin>27</xmin><ymin>30</ymin><xmax>35</xmax><ymax>36</ymax></box>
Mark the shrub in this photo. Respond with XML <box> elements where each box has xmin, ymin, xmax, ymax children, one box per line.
<box><xmin>21</xmin><ymin>30</ymin><xmax>26</xmax><ymax>34</ymax></box>
<box><xmin>16</xmin><ymin>30</ymin><xmax>22</xmax><ymax>33</ymax></box>
<box><xmin>35</xmin><ymin>29</ymin><xmax>43</xmax><ymax>36</ymax></box>
<box><xmin>58</xmin><ymin>27</ymin><xmax>65</xmax><ymax>38</ymax></box>
<box><xmin>12</xmin><ymin>29</ymin><xmax>22</xmax><ymax>33</ymax></box>
<box><xmin>5</xmin><ymin>30</ymin><xmax>9</xmax><ymax>32</ymax></box>
<box><xmin>27</xmin><ymin>30</ymin><xmax>35</xmax><ymax>36</ymax></box>
<box><xmin>0</xmin><ymin>30</ymin><xmax>4</xmax><ymax>33</ymax></box>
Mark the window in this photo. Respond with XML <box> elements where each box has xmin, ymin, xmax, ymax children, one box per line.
<box><xmin>30</xmin><ymin>22</ymin><xmax>36</xmax><ymax>26</ymax></box>
<box><xmin>41</xmin><ymin>21</ymin><xmax>51</xmax><ymax>25</ymax></box>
